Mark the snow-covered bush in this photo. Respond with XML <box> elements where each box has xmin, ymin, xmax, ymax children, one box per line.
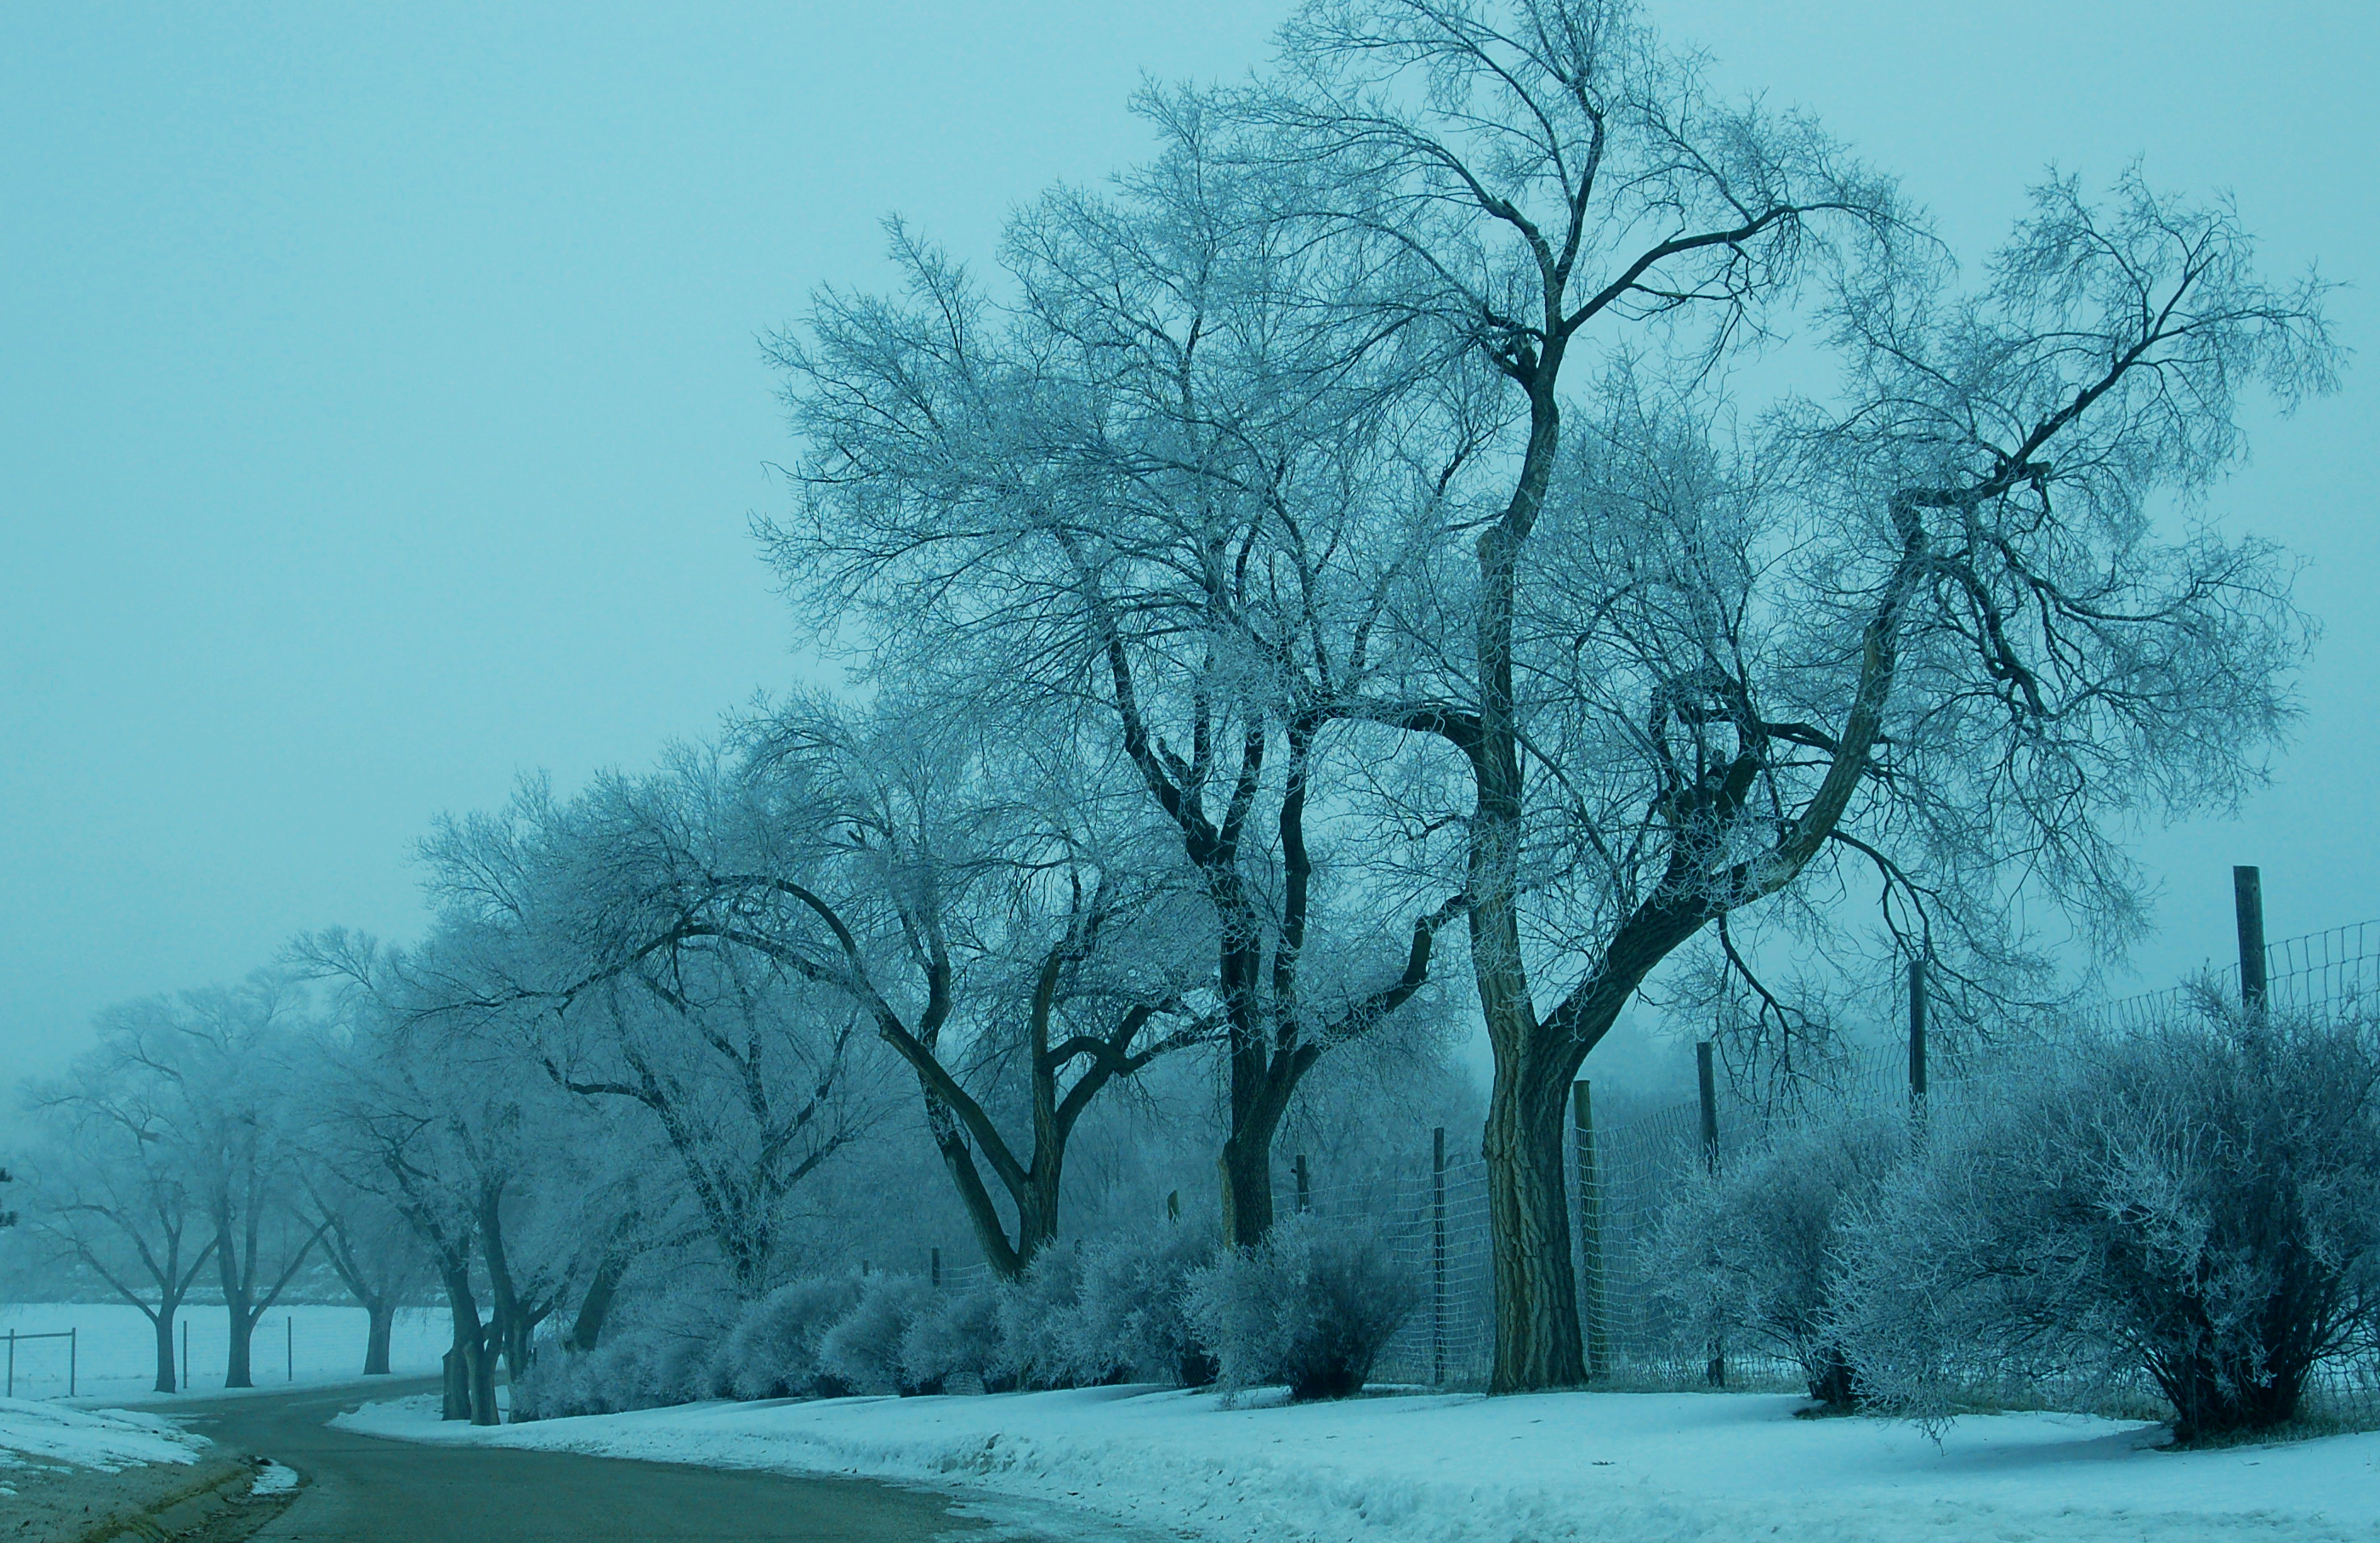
<box><xmin>900</xmin><ymin>1282</ymin><xmax>1008</xmax><ymax>1392</ymax></box>
<box><xmin>820</xmin><ymin>1273</ymin><xmax>940</xmax><ymax>1395</ymax></box>
<box><xmin>1186</xmin><ymin>1212</ymin><xmax>1420</xmax><ymax>1400</ymax></box>
<box><xmin>994</xmin><ymin>1243</ymin><xmax>1126</xmax><ymax>1390</ymax></box>
<box><xmin>1076</xmin><ymin>1224</ymin><xmax>1220</xmax><ymax>1387</ymax></box>
<box><xmin>1836</xmin><ymin>1004</ymin><xmax>2380</xmax><ymax>1442</ymax></box>
<box><xmin>1652</xmin><ymin>1101</ymin><xmax>1905</xmax><ymax>1406</ymax></box>
<box><xmin>719</xmin><ymin>1274</ymin><xmax>866</xmax><ymax>1401</ymax></box>
<box><xmin>512</xmin><ymin>1325</ymin><xmax>713</xmax><ymax>1420</ymax></box>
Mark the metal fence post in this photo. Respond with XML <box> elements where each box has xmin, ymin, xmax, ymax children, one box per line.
<box><xmin>287</xmin><ymin>1318</ymin><xmax>294</xmax><ymax>1384</ymax></box>
<box><xmin>8</xmin><ymin>1329</ymin><xmax>14</xmax><ymax>1398</ymax></box>
<box><xmin>181</xmin><ymin>1319</ymin><xmax>189</xmax><ymax>1393</ymax></box>
<box><xmin>1573</xmin><ymin>1080</ymin><xmax>1608</xmax><ymax>1378</ymax></box>
<box><xmin>70</xmin><ymin>1326</ymin><xmax>76</xmax><ymax>1398</ymax></box>
<box><xmin>2235</xmin><ymin>865</ymin><xmax>2268</xmax><ymax>1013</ymax></box>
<box><xmin>1908</xmin><ymin>959</ymin><xmax>1928</xmax><ymax>1137</ymax></box>
<box><xmin>1430</xmin><ymin>1126</ymin><xmax>1447</xmax><ymax>1387</ymax></box>
<box><xmin>1696</xmin><ymin>1042</ymin><xmax>1719</xmax><ymax>1174</ymax></box>
<box><xmin>1696</xmin><ymin>1042</ymin><xmax>1725</xmax><ymax>1387</ymax></box>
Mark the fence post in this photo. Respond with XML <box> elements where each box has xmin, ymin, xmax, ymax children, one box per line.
<box><xmin>1696</xmin><ymin>1042</ymin><xmax>1725</xmax><ymax>1387</ymax></box>
<box><xmin>1696</xmin><ymin>1042</ymin><xmax>1719</xmax><ymax>1174</ymax></box>
<box><xmin>2235</xmin><ymin>865</ymin><xmax>2268</xmax><ymax>1013</ymax></box>
<box><xmin>1430</xmin><ymin>1126</ymin><xmax>1447</xmax><ymax>1387</ymax></box>
<box><xmin>1294</xmin><ymin>1153</ymin><xmax>1309</xmax><ymax>1215</ymax></box>
<box><xmin>8</xmin><ymin>1329</ymin><xmax>14</xmax><ymax>1398</ymax></box>
<box><xmin>1573</xmin><ymin>1080</ymin><xmax>1608</xmax><ymax>1378</ymax></box>
<box><xmin>181</xmin><ymin>1319</ymin><xmax>189</xmax><ymax>1393</ymax></box>
<box><xmin>70</xmin><ymin>1326</ymin><xmax>76</xmax><ymax>1398</ymax></box>
<box><xmin>287</xmin><ymin>1318</ymin><xmax>294</xmax><ymax>1384</ymax></box>
<box><xmin>1907</xmin><ymin>959</ymin><xmax>1928</xmax><ymax>1137</ymax></box>
<box><xmin>930</xmin><ymin>1246</ymin><xmax>941</xmax><ymax>1289</ymax></box>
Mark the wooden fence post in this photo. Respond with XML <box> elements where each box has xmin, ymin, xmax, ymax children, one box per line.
<box><xmin>1573</xmin><ymin>1080</ymin><xmax>1608</xmax><ymax>1378</ymax></box>
<box><xmin>2235</xmin><ymin>865</ymin><xmax>2268</xmax><ymax>1013</ymax></box>
<box><xmin>1430</xmin><ymin>1126</ymin><xmax>1447</xmax><ymax>1387</ymax></box>
<box><xmin>930</xmin><ymin>1247</ymin><xmax>941</xmax><ymax>1288</ymax></box>
<box><xmin>1295</xmin><ymin>1153</ymin><xmax>1310</xmax><ymax>1215</ymax></box>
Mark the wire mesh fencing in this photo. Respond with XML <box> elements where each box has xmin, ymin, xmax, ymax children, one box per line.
<box><xmin>1304</xmin><ymin>914</ymin><xmax>2380</xmax><ymax>1420</ymax></box>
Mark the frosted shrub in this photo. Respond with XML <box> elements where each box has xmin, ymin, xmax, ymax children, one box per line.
<box><xmin>994</xmin><ymin>1243</ymin><xmax>1126</xmax><ymax>1390</ymax></box>
<box><xmin>1836</xmin><ymin>1006</ymin><xmax>2380</xmax><ymax>1442</ymax></box>
<box><xmin>1186</xmin><ymin>1212</ymin><xmax>1420</xmax><ymax>1400</ymax></box>
<box><xmin>820</xmin><ymin>1273</ymin><xmax>939</xmax><ymax>1395</ymax></box>
<box><xmin>1076</xmin><ymin>1225</ymin><xmax>1220</xmax><ymax>1387</ymax></box>
<box><xmin>1652</xmin><ymin>1103</ymin><xmax>1905</xmax><ymax>1407</ymax></box>
<box><xmin>900</xmin><ymin>1282</ymin><xmax>1007</xmax><ymax>1392</ymax></box>
<box><xmin>720</xmin><ymin>1274</ymin><xmax>866</xmax><ymax>1401</ymax></box>
<box><xmin>513</xmin><ymin>1327</ymin><xmax>712</xmax><ymax>1420</ymax></box>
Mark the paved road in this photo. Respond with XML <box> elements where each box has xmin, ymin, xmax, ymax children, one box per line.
<box><xmin>169</xmin><ymin>1381</ymin><xmax>1020</xmax><ymax>1542</ymax></box>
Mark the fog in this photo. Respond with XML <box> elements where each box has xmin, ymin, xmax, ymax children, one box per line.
<box><xmin>4</xmin><ymin>0</ymin><xmax>2373</xmax><ymax>1086</ymax></box>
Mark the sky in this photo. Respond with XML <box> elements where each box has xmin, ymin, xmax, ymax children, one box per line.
<box><xmin>3</xmin><ymin>2</ymin><xmax>2374</xmax><ymax>1086</ymax></box>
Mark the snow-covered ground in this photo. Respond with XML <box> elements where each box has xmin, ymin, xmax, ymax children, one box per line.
<box><xmin>0</xmin><ymin>1397</ymin><xmax>207</xmax><ymax>1477</ymax></box>
<box><xmin>0</xmin><ymin>1302</ymin><xmax>450</xmax><ymax>1402</ymax></box>
<box><xmin>335</xmin><ymin>1383</ymin><xmax>2380</xmax><ymax>1542</ymax></box>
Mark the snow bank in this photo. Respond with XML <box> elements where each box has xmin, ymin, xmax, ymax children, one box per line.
<box><xmin>334</xmin><ymin>1383</ymin><xmax>2380</xmax><ymax>1542</ymax></box>
<box><xmin>0</xmin><ymin>1398</ymin><xmax>207</xmax><ymax>1472</ymax></box>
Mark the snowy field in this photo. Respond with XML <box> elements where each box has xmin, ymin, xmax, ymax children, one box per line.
<box><xmin>336</xmin><ymin>1383</ymin><xmax>2380</xmax><ymax>1543</ymax></box>
<box><xmin>0</xmin><ymin>1302</ymin><xmax>449</xmax><ymax>1402</ymax></box>
<box><xmin>0</xmin><ymin>1397</ymin><xmax>207</xmax><ymax>1478</ymax></box>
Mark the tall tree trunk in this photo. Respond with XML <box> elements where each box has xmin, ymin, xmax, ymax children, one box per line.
<box><xmin>152</xmin><ymin>1308</ymin><xmax>177</xmax><ymax>1394</ymax></box>
<box><xmin>440</xmin><ymin>1266</ymin><xmax>480</xmax><ymax>1422</ymax></box>
<box><xmin>364</xmin><ymin>1299</ymin><xmax>395</xmax><ymax>1376</ymax></box>
<box><xmin>565</xmin><ymin>1254</ymin><xmax>628</xmax><ymax>1353</ymax></box>
<box><xmin>224</xmin><ymin>1301</ymin><xmax>256</xmax><ymax>1389</ymax></box>
<box><xmin>469</xmin><ymin>1323</ymin><xmax>501</xmax><ymax>1426</ymax></box>
<box><xmin>477</xmin><ymin>1186</ymin><xmax>523</xmax><ymax>1383</ymax></box>
<box><xmin>1218</xmin><ymin>1134</ymin><xmax>1273</xmax><ymax>1250</ymax></box>
<box><xmin>1482</xmin><ymin>1061</ymin><xmax>1583</xmax><ymax>1391</ymax></box>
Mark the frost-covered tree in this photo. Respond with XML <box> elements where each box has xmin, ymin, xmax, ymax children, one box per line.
<box><xmin>769</xmin><ymin>95</ymin><xmax>1470</xmax><ymax>1247</ymax></box>
<box><xmin>406</xmin><ymin>765</ymin><xmax>878</xmax><ymax>1301</ymax></box>
<box><xmin>18</xmin><ymin>1054</ymin><xmax>219</xmax><ymax>1393</ymax></box>
<box><xmin>1211</xmin><ymin>0</ymin><xmax>2336</xmax><ymax>1390</ymax></box>
<box><xmin>26</xmin><ymin>978</ymin><xmax>324</xmax><ymax>1390</ymax></box>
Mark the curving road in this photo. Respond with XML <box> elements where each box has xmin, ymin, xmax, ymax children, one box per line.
<box><xmin>168</xmin><ymin>1381</ymin><xmax>1018</xmax><ymax>1542</ymax></box>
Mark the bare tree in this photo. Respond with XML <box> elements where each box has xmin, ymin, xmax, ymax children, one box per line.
<box><xmin>301</xmin><ymin>1166</ymin><xmax>429</xmax><ymax>1376</ymax></box>
<box><xmin>1216</xmin><ymin>0</ymin><xmax>2333</xmax><ymax>1391</ymax></box>
<box><xmin>406</xmin><ymin>756</ymin><xmax>878</xmax><ymax>1299</ymax></box>
<box><xmin>19</xmin><ymin>1054</ymin><xmax>219</xmax><ymax>1393</ymax></box>
<box><xmin>769</xmin><ymin>95</ymin><xmax>1469</xmax><ymax>1244</ymax></box>
<box><xmin>29</xmin><ymin>979</ymin><xmax>324</xmax><ymax>1389</ymax></box>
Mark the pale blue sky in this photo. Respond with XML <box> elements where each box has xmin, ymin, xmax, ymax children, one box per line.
<box><xmin>3</xmin><ymin>3</ymin><xmax>2374</xmax><ymax>1080</ymax></box>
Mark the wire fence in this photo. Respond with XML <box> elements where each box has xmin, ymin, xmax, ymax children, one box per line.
<box><xmin>894</xmin><ymin>910</ymin><xmax>2379</xmax><ymax>1420</ymax></box>
<box><xmin>1322</xmin><ymin>914</ymin><xmax>2380</xmax><ymax>1418</ymax></box>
